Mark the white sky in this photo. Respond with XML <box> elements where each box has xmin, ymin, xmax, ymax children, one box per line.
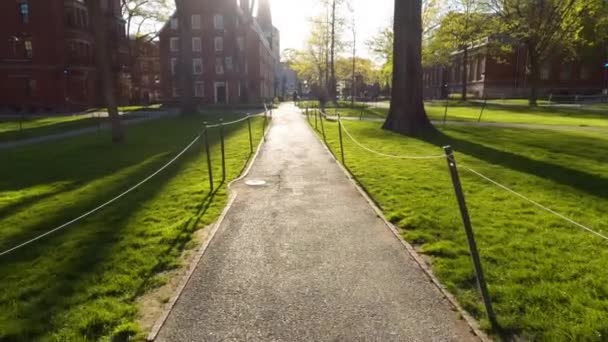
<box><xmin>269</xmin><ymin>0</ymin><xmax>394</xmax><ymax>59</ymax></box>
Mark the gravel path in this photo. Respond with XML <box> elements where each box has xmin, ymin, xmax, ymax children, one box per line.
<box><xmin>155</xmin><ymin>103</ymin><xmax>479</xmax><ymax>342</ymax></box>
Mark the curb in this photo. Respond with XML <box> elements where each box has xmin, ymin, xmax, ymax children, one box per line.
<box><xmin>146</xmin><ymin>116</ymin><xmax>270</xmax><ymax>341</ymax></box>
<box><xmin>306</xmin><ymin>111</ymin><xmax>491</xmax><ymax>342</ymax></box>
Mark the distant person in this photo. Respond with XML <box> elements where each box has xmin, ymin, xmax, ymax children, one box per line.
<box><xmin>292</xmin><ymin>91</ymin><xmax>298</xmax><ymax>103</ymax></box>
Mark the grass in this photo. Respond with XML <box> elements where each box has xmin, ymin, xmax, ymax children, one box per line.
<box><xmin>316</xmin><ymin>101</ymin><xmax>608</xmax><ymax>128</ymax></box>
<box><xmin>0</xmin><ymin>106</ymin><xmax>159</xmax><ymax>143</ymax></box>
<box><xmin>308</xmin><ymin>116</ymin><xmax>608</xmax><ymax>340</ymax></box>
<box><xmin>0</xmin><ymin>112</ymin><xmax>265</xmax><ymax>340</ymax></box>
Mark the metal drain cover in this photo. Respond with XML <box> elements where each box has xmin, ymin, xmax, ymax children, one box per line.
<box><xmin>245</xmin><ymin>179</ymin><xmax>267</xmax><ymax>186</ymax></box>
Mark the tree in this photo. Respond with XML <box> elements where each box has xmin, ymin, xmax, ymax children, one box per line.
<box><xmin>485</xmin><ymin>0</ymin><xmax>599</xmax><ymax>105</ymax></box>
<box><xmin>426</xmin><ymin>2</ymin><xmax>495</xmax><ymax>101</ymax></box>
<box><xmin>174</xmin><ymin>0</ymin><xmax>196</xmax><ymax>114</ymax></box>
<box><xmin>383</xmin><ymin>0</ymin><xmax>433</xmax><ymax>135</ymax></box>
<box><xmin>86</xmin><ymin>0</ymin><xmax>125</xmax><ymax>143</ymax></box>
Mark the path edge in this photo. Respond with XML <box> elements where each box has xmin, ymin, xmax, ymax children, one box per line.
<box><xmin>145</xmin><ymin>120</ymin><xmax>269</xmax><ymax>341</ymax></box>
<box><xmin>306</xmin><ymin>112</ymin><xmax>491</xmax><ymax>342</ymax></box>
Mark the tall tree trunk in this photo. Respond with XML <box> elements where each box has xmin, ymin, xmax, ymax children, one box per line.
<box><xmin>87</xmin><ymin>0</ymin><xmax>125</xmax><ymax>143</ymax></box>
<box><xmin>383</xmin><ymin>0</ymin><xmax>432</xmax><ymax>135</ymax></box>
<box><xmin>175</xmin><ymin>0</ymin><xmax>196</xmax><ymax>114</ymax></box>
<box><xmin>329</xmin><ymin>0</ymin><xmax>337</xmax><ymax>102</ymax></box>
<box><xmin>461</xmin><ymin>46</ymin><xmax>468</xmax><ymax>102</ymax></box>
<box><xmin>528</xmin><ymin>46</ymin><xmax>539</xmax><ymax>106</ymax></box>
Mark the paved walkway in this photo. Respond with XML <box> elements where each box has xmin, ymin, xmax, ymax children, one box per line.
<box><xmin>156</xmin><ymin>103</ymin><xmax>478</xmax><ymax>341</ymax></box>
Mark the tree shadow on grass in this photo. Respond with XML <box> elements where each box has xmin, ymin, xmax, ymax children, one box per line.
<box><xmin>417</xmin><ymin>128</ymin><xmax>608</xmax><ymax>200</ymax></box>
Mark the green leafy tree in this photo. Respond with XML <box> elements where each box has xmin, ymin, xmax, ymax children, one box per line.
<box><xmin>485</xmin><ymin>0</ymin><xmax>602</xmax><ymax>105</ymax></box>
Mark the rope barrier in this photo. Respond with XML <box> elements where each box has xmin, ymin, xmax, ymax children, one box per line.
<box><xmin>465</xmin><ymin>167</ymin><xmax>608</xmax><ymax>242</ymax></box>
<box><xmin>0</xmin><ymin>111</ymin><xmax>266</xmax><ymax>258</ymax></box>
<box><xmin>0</xmin><ymin>133</ymin><xmax>203</xmax><ymax>257</ymax></box>
<box><xmin>339</xmin><ymin>119</ymin><xmax>446</xmax><ymax>160</ymax></box>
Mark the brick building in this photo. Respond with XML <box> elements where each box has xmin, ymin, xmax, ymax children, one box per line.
<box><xmin>130</xmin><ymin>39</ymin><xmax>161</xmax><ymax>104</ymax></box>
<box><xmin>159</xmin><ymin>0</ymin><xmax>279</xmax><ymax>105</ymax></box>
<box><xmin>423</xmin><ymin>38</ymin><xmax>608</xmax><ymax>99</ymax></box>
<box><xmin>0</xmin><ymin>0</ymin><xmax>130</xmax><ymax>112</ymax></box>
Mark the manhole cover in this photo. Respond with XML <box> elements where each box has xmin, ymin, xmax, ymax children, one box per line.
<box><xmin>245</xmin><ymin>179</ymin><xmax>267</xmax><ymax>186</ymax></box>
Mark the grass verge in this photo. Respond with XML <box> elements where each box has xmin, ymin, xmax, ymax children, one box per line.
<box><xmin>307</xmin><ymin>115</ymin><xmax>608</xmax><ymax>340</ymax></box>
<box><xmin>0</xmin><ymin>112</ymin><xmax>265</xmax><ymax>340</ymax></box>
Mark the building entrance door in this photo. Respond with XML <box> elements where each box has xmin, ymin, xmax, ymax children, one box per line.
<box><xmin>215</xmin><ymin>82</ymin><xmax>227</xmax><ymax>104</ymax></box>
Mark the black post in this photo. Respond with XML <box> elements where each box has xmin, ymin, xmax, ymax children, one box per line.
<box><xmin>97</xmin><ymin>112</ymin><xmax>102</xmax><ymax>132</ymax></box>
<box><xmin>314</xmin><ymin>109</ymin><xmax>318</xmax><ymax>130</ymax></box>
<box><xmin>443</xmin><ymin>98</ymin><xmax>449</xmax><ymax>124</ymax></box>
<box><xmin>443</xmin><ymin>146</ymin><xmax>497</xmax><ymax>328</ymax></box>
<box><xmin>478</xmin><ymin>97</ymin><xmax>488</xmax><ymax>123</ymax></box>
<box><xmin>262</xmin><ymin>108</ymin><xmax>268</xmax><ymax>142</ymax></box>
<box><xmin>338</xmin><ymin>114</ymin><xmax>345</xmax><ymax>164</ymax></box>
<box><xmin>247</xmin><ymin>114</ymin><xmax>253</xmax><ymax>154</ymax></box>
<box><xmin>219</xmin><ymin>119</ymin><xmax>226</xmax><ymax>181</ymax></box>
<box><xmin>319</xmin><ymin>110</ymin><xmax>327</xmax><ymax>143</ymax></box>
<box><xmin>306</xmin><ymin>107</ymin><xmax>309</xmax><ymax>122</ymax></box>
<box><xmin>203</xmin><ymin>125</ymin><xmax>213</xmax><ymax>192</ymax></box>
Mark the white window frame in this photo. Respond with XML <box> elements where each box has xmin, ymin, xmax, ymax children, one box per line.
<box><xmin>214</xmin><ymin>36</ymin><xmax>223</xmax><ymax>52</ymax></box>
<box><xmin>194</xmin><ymin>81</ymin><xmax>204</xmax><ymax>98</ymax></box>
<box><xmin>215</xmin><ymin>57</ymin><xmax>224</xmax><ymax>75</ymax></box>
<box><xmin>225</xmin><ymin>57</ymin><xmax>233</xmax><ymax>72</ymax></box>
<box><xmin>170</xmin><ymin>37</ymin><xmax>179</xmax><ymax>52</ymax></box>
<box><xmin>192</xmin><ymin>37</ymin><xmax>202</xmax><ymax>52</ymax></box>
<box><xmin>192</xmin><ymin>58</ymin><xmax>203</xmax><ymax>75</ymax></box>
<box><xmin>191</xmin><ymin>14</ymin><xmax>201</xmax><ymax>30</ymax></box>
<box><xmin>214</xmin><ymin>14</ymin><xmax>224</xmax><ymax>30</ymax></box>
<box><xmin>170</xmin><ymin>58</ymin><xmax>177</xmax><ymax>75</ymax></box>
<box><xmin>237</xmin><ymin>37</ymin><xmax>245</xmax><ymax>51</ymax></box>
<box><xmin>170</xmin><ymin>18</ymin><xmax>178</xmax><ymax>30</ymax></box>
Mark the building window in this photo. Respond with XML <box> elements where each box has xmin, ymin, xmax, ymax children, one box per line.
<box><xmin>191</xmin><ymin>14</ymin><xmax>201</xmax><ymax>30</ymax></box>
<box><xmin>214</xmin><ymin>37</ymin><xmax>223</xmax><ymax>52</ymax></box>
<box><xmin>192</xmin><ymin>37</ymin><xmax>202</xmax><ymax>52</ymax></box>
<box><xmin>540</xmin><ymin>64</ymin><xmax>551</xmax><ymax>80</ymax></box>
<box><xmin>19</xmin><ymin>2</ymin><xmax>29</xmax><ymax>24</ymax></box>
<box><xmin>580</xmin><ymin>66</ymin><xmax>591</xmax><ymax>80</ymax></box>
<box><xmin>194</xmin><ymin>81</ymin><xmax>204</xmax><ymax>97</ymax></box>
<box><xmin>225</xmin><ymin>57</ymin><xmax>233</xmax><ymax>72</ymax></box>
<box><xmin>559</xmin><ymin>64</ymin><xmax>572</xmax><ymax>81</ymax></box>
<box><xmin>24</xmin><ymin>39</ymin><xmax>32</xmax><ymax>59</ymax></box>
<box><xmin>170</xmin><ymin>37</ymin><xmax>179</xmax><ymax>52</ymax></box>
<box><xmin>170</xmin><ymin>17</ymin><xmax>178</xmax><ymax>30</ymax></box>
<box><xmin>25</xmin><ymin>79</ymin><xmax>36</xmax><ymax>97</ymax></box>
<box><xmin>215</xmin><ymin>57</ymin><xmax>224</xmax><ymax>74</ymax></box>
<box><xmin>193</xmin><ymin>58</ymin><xmax>203</xmax><ymax>75</ymax></box>
<box><xmin>172</xmin><ymin>85</ymin><xmax>179</xmax><ymax>97</ymax></box>
<box><xmin>237</xmin><ymin>37</ymin><xmax>245</xmax><ymax>51</ymax></box>
<box><xmin>214</xmin><ymin>14</ymin><xmax>224</xmax><ymax>30</ymax></box>
<box><xmin>171</xmin><ymin>58</ymin><xmax>177</xmax><ymax>75</ymax></box>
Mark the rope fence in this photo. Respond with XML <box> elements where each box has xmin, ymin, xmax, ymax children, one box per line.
<box><xmin>305</xmin><ymin>106</ymin><xmax>608</xmax><ymax>328</ymax></box>
<box><xmin>0</xmin><ymin>106</ymin><xmax>272</xmax><ymax>258</ymax></box>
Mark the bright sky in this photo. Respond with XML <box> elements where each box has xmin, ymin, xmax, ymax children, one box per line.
<box><xmin>269</xmin><ymin>0</ymin><xmax>394</xmax><ymax>59</ymax></box>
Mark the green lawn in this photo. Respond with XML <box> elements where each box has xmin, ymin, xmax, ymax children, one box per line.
<box><xmin>328</xmin><ymin>102</ymin><xmax>608</xmax><ymax>128</ymax></box>
<box><xmin>309</xmin><ymin>117</ymin><xmax>608</xmax><ymax>340</ymax></box>
<box><xmin>0</xmin><ymin>106</ymin><xmax>159</xmax><ymax>143</ymax></box>
<box><xmin>0</xmin><ymin>112</ymin><xmax>265</xmax><ymax>340</ymax></box>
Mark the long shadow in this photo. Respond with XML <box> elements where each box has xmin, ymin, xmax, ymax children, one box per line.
<box><xmin>416</xmin><ymin>129</ymin><xmax>608</xmax><ymax>199</ymax></box>
<box><xmin>0</xmin><ymin>121</ymin><xmax>251</xmax><ymax>340</ymax></box>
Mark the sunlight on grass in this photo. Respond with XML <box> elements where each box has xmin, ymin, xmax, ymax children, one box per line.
<box><xmin>310</xmin><ymin>117</ymin><xmax>608</xmax><ymax>340</ymax></box>
<box><xmin>0</xmin><ymin>112</ymin><xmax>265</xmax><ymax>340</ymax></box>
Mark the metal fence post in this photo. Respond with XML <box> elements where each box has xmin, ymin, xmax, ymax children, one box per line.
<box><xmin>262</xmin><ymin>108</ymin><xmax>268</xmax><ymax>142</ymax></box>
<box><xmin>219</xmin><ymin>118</ymin><xmax>226</xmax><ymax>181</ymax></box>
<box><xmin>338</xmin><ymin>114</ymin><xmax>345</xmax><ymax>165</ymax></box>
<box><xmin>203</xmin><ymin>125</ymin><xmax>213</xmax><ymax>192</ymax></box>
<box><xmin>319</xmin><ymin>110</ymin><xmax>327</xmax><ymax>144</ymax></box>
<box><xmin>478</xmin><ymin>97</ymin><xmax>488</xmax><ymax>123</ymax></box>
<box><xmin>247</xmin><ymin>114</ymin><xmax>253</xmax><ymax>154</ymax></box>
<box><xmin>443</xmin><ymin>145</ymin><xmax>497</xmax><ymax>328</ymax></box>
<box><xmin>314</xmin><ymin>109</ymin><xmax>318</xmax><ymax>130</ymax></box>
<box><xmin>443</xmin><ymin>98</ymin><xmax>449</xmax><ymax>124</ymax></box>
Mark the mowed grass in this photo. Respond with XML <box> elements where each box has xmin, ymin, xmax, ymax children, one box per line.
<box><xmin>308</xmin><ymin>116</ymin><xmax>608</xmax><ymax>340</ymax></box>
<box><xmin>0</xmin><ymin>112</ymin><xmax>265</xmax><ymax>340</ymax></box>
<box><xmin>0</xmin><ymin>106</ymin><xmax>158</xmax><ymax>143</ymax></box>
